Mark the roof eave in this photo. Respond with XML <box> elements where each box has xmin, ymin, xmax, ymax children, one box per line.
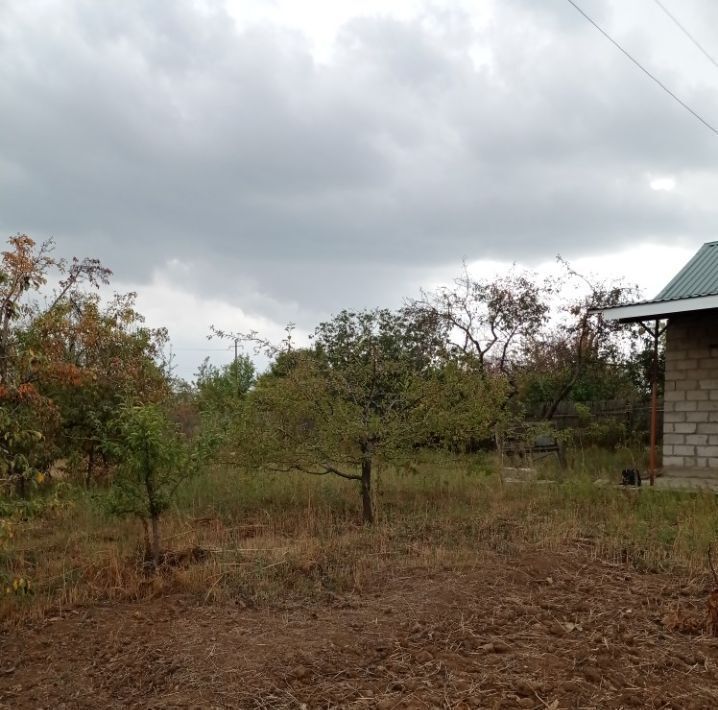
<box><xmin>592</xmin><ymin>294</ymin><xmax>718</xmax><ymax>323</ymax></box>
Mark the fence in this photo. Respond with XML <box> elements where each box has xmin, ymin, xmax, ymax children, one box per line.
<box><xmin>527</xmin><ymin>399</ymin><xmax>663</xmax><ymax>436</ymax></box>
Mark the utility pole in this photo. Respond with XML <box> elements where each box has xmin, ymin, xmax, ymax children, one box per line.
<box><xmin>234</xmin><ymin>337</ymin><xmax>239</xmax><ymax>397</ymax></box>
<box><xmin>166</xmin><ymin>343</ymin><xmax>176</xmax><ymax>380</ymax></box>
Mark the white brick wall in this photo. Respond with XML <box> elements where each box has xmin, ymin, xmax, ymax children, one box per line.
<box><xmin>663</xmin><ymin>312</ymin><xmax>718</xmax><ymax>469</ymax></box>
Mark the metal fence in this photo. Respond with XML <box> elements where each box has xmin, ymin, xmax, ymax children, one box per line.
<box><xmin>527</xmin><ymin>399</ymin><xmax>662</xmax><ymax>434</ymax></box>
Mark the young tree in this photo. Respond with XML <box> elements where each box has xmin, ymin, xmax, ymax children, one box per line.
<box><xmin>103</xmin><ymin>403</ymin><xmax>200</xmax><ymax>568</ymax></box>
<box><xmin>240</xmin><ymin>309</ymin><xmax>501</xmax><ymax>524</ymax></box>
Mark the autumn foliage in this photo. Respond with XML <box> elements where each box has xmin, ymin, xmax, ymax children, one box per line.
<box><xmin>0</xmin><ymin>236</ymin><xmax>169</xmax><ymax>495</ymax></box>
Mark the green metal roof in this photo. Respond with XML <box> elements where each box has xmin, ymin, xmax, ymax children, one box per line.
<box><xmin>595</xmin><ymin>241</ymin><xmax>718</xmax><ymax>322</ymax></box>
<box><xmin>655</xmin><ymin>241</ymin><xmax>718</xmax><ymax>301</ymax></box>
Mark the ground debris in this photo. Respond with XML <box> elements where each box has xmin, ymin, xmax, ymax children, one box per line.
<box><xmin>2</xmin><ymin>548</ymin><xmax>718</xmax><ymax>708</ymax></box>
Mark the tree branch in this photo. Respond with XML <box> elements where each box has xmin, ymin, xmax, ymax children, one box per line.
<box><xmin>266</xmin><ymin>462</ymin><xmax>362</xmax><ymax>481</ymax></box>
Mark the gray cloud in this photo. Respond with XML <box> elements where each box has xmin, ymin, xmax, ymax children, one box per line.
<box><xmin>2</xmin><ymin>0</ymin><xmax>718</xmax><ymax>327</ymax></box>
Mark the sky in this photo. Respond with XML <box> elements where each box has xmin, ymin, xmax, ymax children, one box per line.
<box><xmin>2</xmin><ymin>0</ymin><xmax>718</xmax><ymax>379</ymax></box>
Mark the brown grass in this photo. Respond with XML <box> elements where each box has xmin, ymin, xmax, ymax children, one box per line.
<box><xmin>2</xmin><ymin>449</ymin><xmax>718</xmax><ymax>625</ymax></box>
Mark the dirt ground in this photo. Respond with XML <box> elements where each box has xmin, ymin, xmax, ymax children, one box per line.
<box><xmin>2</xmin><ymin>549</ymin><xmax>718</xmax><ymax>709</ymax></box>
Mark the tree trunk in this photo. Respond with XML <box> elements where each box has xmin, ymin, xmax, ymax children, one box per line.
<box><xmin>85</xmin><ymin>443</ymin><xmax>95</xmax><ymax>488</ymax></box>
<box><xmin>15</xmin><ymin>473</ymin><xmax>27</xmax><ymax>499</ymax></box>
<box><xmin>140</xmin><ymin>516</ymin><xmax>151</xmax><ymax>556</ymax></box>
<box><xmin>544</xmin><ymin>323</ymin><xmax>589</xmax><ymax>421</ymax></box>
<box><xmin>142</xmin><ymin>444</ymin><xmax>162</xmax><ymax>569</ymax></box>
<box><xmin>360</xmin><ymin>455</ymin><xmax>374</xmax><ymax>525</ymax></box>
<box><xmin>150</xmin><ymin>513</ymin><xmax>162</xmax><ymax>569</ymax></box>
<box><xmin>543</xmin><ymin>372</ymin><xmax>580</xmax><ymax>422</ymax></box>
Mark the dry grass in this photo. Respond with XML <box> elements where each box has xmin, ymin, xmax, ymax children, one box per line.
<box><xmin>7</xmin><ymin>546</ymin><xmax>718</xmax><ymax>708</ymax></box>
<box><xmin>2</xmin><ymin>448</ymin><xmax>718</xmax><ymax>624</ymax></box>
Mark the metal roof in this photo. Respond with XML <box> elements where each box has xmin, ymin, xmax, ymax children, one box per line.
<box><xmin>595</xmin><ymin>241</ymin><xmax>718</xmax><ymax>322</ymax></box>
<box><xmin>597</xmin><ymin>294</ymin><xmax>718</xmax><ymax>322</ymax></box>
<box><xmin>655</xmin><ymin>241</ymin><xmax>718</xmax><ymax>301</ymax></box>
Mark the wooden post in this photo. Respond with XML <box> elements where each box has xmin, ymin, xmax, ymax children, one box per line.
<box><xmin>639</xmin><ymin>319</ymin><xmax>664</xmax><ymax>486</ymax></box>
<box><xmin>649</xmin><ymin>320</ymin><xmax>658</xmax><ymax>486</ymax></box>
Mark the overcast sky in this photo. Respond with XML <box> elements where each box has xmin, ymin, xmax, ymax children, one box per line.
<box><xmin>2</xmin><ymin>0</ymin><xmax>718</xmax><ymax>378</ymax></box>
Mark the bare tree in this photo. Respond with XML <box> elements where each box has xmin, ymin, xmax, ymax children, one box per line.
<box><xmin>537</xmin><ymin>258</ymin><xmax>639</xmax><ymax>421</ymax></box>
<box><xmin>408</xmin><ymin>264</ymin><xmax>552</xmax><ymax>398</ymax></box>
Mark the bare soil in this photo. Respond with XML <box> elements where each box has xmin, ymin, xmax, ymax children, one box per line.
<box><xmin>2</xmin><ymin>549</ymin><xmax>718</xmax><ymax>709</ymax></box>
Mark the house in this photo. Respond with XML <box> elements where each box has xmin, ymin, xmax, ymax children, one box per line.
<box><xmin>598</xmin><ymin>241</ymin><xmax>718</xmax><ymax>486</ymax></box>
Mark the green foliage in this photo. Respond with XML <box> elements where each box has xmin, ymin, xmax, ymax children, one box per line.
<box><xmin>194</xmin><ymin>355</ymin><xmax>255</xmax><ymax>416</ymax></box>
<box><xmin>102</xmin><ymin>403</ymin><xmax>206</xmax><ymax>565</ymax></box>
<box><xmin>519</xmin><ymin>355</ymin><xmax>643</xmax><ymax>407</ymax></box>
<box><xmin>240</xmin><ymin>308</ymin><xmax>506</xmax><ymax>522</ymax></box>
<box><xmin>625</xmin><ymin>330</ymin><xmax>666</xmax><ymax>398</ymax></box>
<box><xmin>103</xmin><ymin>405</ymin><xmax>184</xmax><ymax>518</ymax></box>
<box><xmin>421</xmin><ymin>358</ymin><xmax>509</xmax><ymax>450</ymax></box>
<box><xmin>0</xmin><ymin>236</ymin><xmax>171</xmax><ymax>491</ymax></box>
<box><xmin>0</xmin><ymin>405</ymin><xmax>47</xmax><ymax>498</ymax></box>
<box><xmin>27</xmin><ymin>292</ymin><xmax>170</xmax><ymax>481</ymax></box>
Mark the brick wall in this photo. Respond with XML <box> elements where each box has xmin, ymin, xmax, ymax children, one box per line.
<box><xmin>663</xmin><ymin>311</ymin><xmax>718</xmax><ymax>469</ymax></box>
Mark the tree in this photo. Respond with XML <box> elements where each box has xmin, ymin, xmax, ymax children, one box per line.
<box><xmin>523</xmin><ymin>260</ymin><xmax>640</xmax><ymax>421</ymax></box>
<box><xmin>194</xmin><ymin>355</ymin><xmax>255</xmax><ymax>417</ymax></box>
<box><xmin>625</xmin><ymin>329</ymin><xmax>665</xmax><ymax>400</ymax></box>
<box><xmin>0</xmin><ymin>235</ymin><xmax>110</xmax><ymax>386</ymax></box>
<box><xmin>240</xmin><ymin>309</ymin><xmax>501</xmax><ymax>524</ymax></box>
<box><xmin>0</xmin><ymin>236</ymin><xmax>115</xmax><ymax>492</ymax></box>
<box><xmin>411</xmin><ymin>261</ymin><xmax>642</xmax><ymax>428</ymax></box>
<box><xmin>103</xmin><ymin>403</ymin><xmax>199</xmax><ymax>568</ymax></box>
<box><xmin>409</xmin><ymin>265</ymin><xmax>551</xmax><ymax>400</ymax></box>
<box><xmin>26</xmin><ymin>291</ymin><xmax>170</xmax><ymax>483</ymax></box>
<box><xmin>0</xmin><ymin>235</ymin><xmax>171</xmax><ymax>489</ymax></box>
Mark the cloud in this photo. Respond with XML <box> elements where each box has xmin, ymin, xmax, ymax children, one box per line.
<box><xmin>649</xmin><ymin>176</ymin><xmax>677</xmax><ymax>192</ymax></box>
<box><xmin>1</xmin><ymin>0</ymin><xmax>717</xmax><ymax>352</ymax></box>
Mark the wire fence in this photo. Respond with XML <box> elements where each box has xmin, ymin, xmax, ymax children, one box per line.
<box><xmin>528</xmin><ymin>399</ymin><xmax>662</xmax><ymax>433</ymax></box>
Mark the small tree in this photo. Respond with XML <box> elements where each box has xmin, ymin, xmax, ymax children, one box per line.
<box><xmin>104</xmin><ymin>404</ymin><xmax>196</xmax><ymax>568</ymax></box>
<box><xmin>240</xmin><ymin>309</ymin><xmax>501</xmax><ymax>524</ymax></box>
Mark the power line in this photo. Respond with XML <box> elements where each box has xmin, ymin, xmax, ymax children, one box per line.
<box><xmin>651</xmin><ymin>0</ymin><xmax>718</xmax><ymax>71</ymax></box>
<box><xmin>564</xmin><ymin>0</ymin><xmax>718</xmax><ymax>137</ymax></box>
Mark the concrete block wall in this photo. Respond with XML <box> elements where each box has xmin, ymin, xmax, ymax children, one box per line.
<box><xmin>663</xmin><ymin>311</ymin><xmax>718</xmax><ymax>469</ymax></box>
